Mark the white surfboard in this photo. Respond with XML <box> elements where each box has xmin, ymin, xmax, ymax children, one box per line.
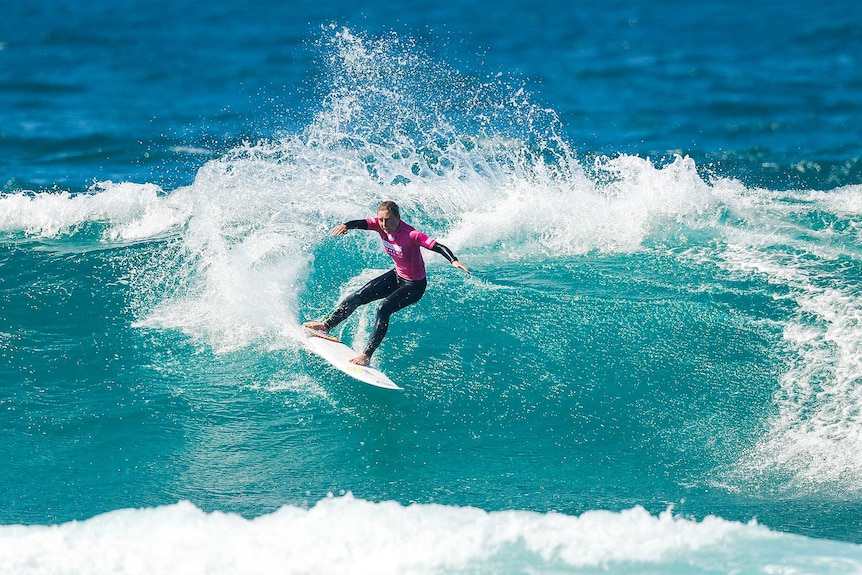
<box><xmin>303</xmin><ymin>326</ymin><xmax>403</xmax><ymax>390</ymax></box>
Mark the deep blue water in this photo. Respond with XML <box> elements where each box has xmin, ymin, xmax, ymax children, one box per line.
<box><xmin>2</xmin><ymin>0</ymin><xmax>862</xmax><ymax>572</ymax></box>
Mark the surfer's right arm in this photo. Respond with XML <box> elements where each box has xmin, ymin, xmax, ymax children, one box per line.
<box><xmin>330</xmin><ymin>219</ymin><xmax>369</xmax><ymax>236</ymax></box>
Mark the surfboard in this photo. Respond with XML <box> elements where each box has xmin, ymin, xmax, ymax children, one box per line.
<box><xmin>303</xmin><ymin>326</ymin><xmax>403</xmax><ymax>390</ymax></box>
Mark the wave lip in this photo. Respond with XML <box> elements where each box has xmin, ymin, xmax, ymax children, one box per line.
<box><xmin>2</xmin><ymin>495</ymin><xmax>862</xmax><ymax>574</ymax></box>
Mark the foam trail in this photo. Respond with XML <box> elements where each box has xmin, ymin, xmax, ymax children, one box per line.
<box><xmin>2</xmin><ymin>495</ymin><xmax>861</xmax><ymax>575</ymax></box>
<box><xmin>710</xmin><ymin>184</ymin><xmax>862</xmax><ymax>494</ymax></box>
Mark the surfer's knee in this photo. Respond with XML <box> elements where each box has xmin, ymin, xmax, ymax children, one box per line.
<box><xmin>378</xmin><ymin>290</ymin><xmax>417</xmax><ymax>317</ymax></box>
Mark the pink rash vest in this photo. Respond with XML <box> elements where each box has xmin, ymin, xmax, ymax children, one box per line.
<box><xmin>365</xmin><ymin>217</ymin><xmax>437</xmax><ymax>281</ymax></box>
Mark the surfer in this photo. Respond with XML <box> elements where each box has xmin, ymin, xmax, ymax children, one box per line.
<box><xmin>305</xmin><ymin>201</ymin><xmax>470</xmax><ymax>366</ymax></box>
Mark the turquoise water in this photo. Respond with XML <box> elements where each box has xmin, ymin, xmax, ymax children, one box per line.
<box><xmin>3</xmin><ymin>2</ymin><xmax>862</xmax><ymax>573</ymax></box>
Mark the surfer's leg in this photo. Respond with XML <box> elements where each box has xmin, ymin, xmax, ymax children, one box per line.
<box><xmin>362</xmin><ymin>277</ymin><xmax>427</xmax><ymax>358</ymax></box>
<box><xmin>322</xmin><ymin>269</ymin><xmax>399</xmax><ymax>330</ymax></box>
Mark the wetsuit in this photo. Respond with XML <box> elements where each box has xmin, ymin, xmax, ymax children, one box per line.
<box><xmin>321</xmin><ymin>218</ymin><xmax>460</xmax><ymax>358</ymax></box>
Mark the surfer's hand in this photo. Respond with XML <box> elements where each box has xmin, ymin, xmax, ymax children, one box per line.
<box><xmin>330</xmin><ymin>223</ymin><xmax>349</xmax><ymax>236</ymax></box>
<box><xmin>453</xmin><ymin>260</ymin><xmax>471</xmax><ymax>274</ymax></box>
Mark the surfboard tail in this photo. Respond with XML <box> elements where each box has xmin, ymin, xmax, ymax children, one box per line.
<box><xmin>303</xmin><ymin>325</ymin><xmax>342</xmax><ymax>343</ymax></box>
<box><xmin>302</xmin><ymin>326</ymin><xmax>402</xmax><ymax>390</ymax></box>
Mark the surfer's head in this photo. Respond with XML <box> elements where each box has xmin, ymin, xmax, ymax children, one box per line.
<box><xmin>377</xmin><ymin>201</ymin><xmax>401</xmax><ymax>233</ymax></box>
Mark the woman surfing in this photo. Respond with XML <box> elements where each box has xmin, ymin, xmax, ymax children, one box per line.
<box><xmin>305</xmin><ymin>201</ymin><xmax>470</xmax><ymax>365</ymax></box>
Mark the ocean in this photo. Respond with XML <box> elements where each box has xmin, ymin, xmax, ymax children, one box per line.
<box><xmin>2</xmin><ymin>0</ymin><xmax>862</xmax><ymax>572</ymax></box>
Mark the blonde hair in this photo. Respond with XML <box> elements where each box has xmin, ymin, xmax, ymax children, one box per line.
<box><xmin>377</xmin><ymin>201</ymin><xmax>400</xmax><ymax>217</ymax></box>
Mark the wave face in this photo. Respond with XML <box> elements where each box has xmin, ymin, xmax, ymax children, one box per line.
<box><xmin>3</xmin><ymin>11</ymin><xmax>862</xmax><ymax>573</ymax></box>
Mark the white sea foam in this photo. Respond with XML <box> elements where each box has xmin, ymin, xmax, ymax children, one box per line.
<box><xmin>0</xmin><ymin>181</ymin><xmax>191</xmax><ymax>241</ymax></box>
<box><xmin>713</xmin><ymin>186</ymin><xmax>862</xmax><ymax>494</ymax></box>
<box><xmin>3</xmin><ymin>495</ymin><xmax>859</xmax><ymax>575</ymax></box>
<box><xmin>444</xmin><ymin>152</ymin><xmax>721</xmax><ymax>257</ymax></box>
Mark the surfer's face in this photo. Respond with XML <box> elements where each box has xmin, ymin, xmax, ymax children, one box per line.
<box><xmin>378</xmin><ymin>209</ymin><xmax>400</xmax><ymax>233</ymax></box>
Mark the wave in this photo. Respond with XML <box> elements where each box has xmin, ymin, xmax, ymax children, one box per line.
<box><xmin>714</xmin><ymin>190</ymin><xmax>862</xmax><ymax>495</ymax></box>
<box><xmin>0</xmin><ymin>142</ymin><xmax>730</xmax><ymax>357</ymax></box>
<box><xmin>3</xmin><ymin>26</ymin><xmax>862</xmax><ymax>500</ymax></box>
<box><xmin>2</xmin><ymin>495</ymin><xmax>860</xmax><ymax>575</ymax></box>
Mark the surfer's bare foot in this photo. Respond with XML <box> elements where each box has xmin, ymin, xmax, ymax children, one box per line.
<box><xmin>304</xmin><ymin>321</ymin><xmax>328</xmax><ymax>332</ymax></box>
<box><xmin>349</xmin><ymin>353</ymin><xmax>370</xmax><ymax>366</ymax></box>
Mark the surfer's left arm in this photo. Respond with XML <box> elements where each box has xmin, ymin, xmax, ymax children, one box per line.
<box><xmin>431</xmin><ymin>243</ymin><xmax>471</xmax><ymax>274</ymax></box>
